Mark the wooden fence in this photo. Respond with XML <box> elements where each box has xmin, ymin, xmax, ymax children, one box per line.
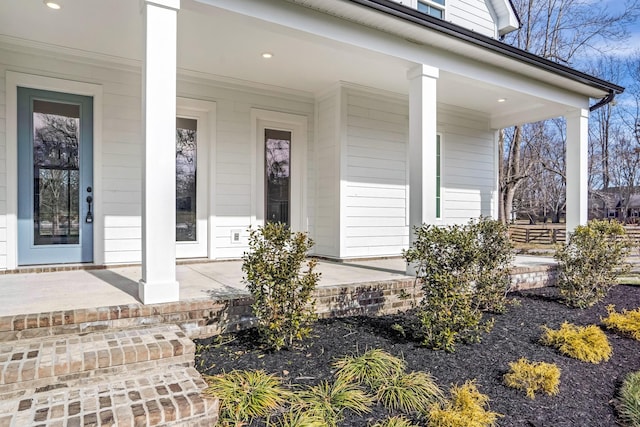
<box><xmin>509</xmin><ymin>225</ymin><xmax>640</xmax><ymax>246</ymax></box>
<box><xmin>508</xmin><ymin>226</ymin><xmax>566</xmax><ymax>244</ymax></box>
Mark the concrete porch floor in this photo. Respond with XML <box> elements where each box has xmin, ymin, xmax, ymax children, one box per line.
<box><xmin>0</xmin><ymin>256</ymin><xmax>555</xmax><ymax>318</ymax></box>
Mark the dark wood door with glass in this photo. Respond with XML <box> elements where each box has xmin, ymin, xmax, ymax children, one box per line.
<box><xmin>17</xmin><ymin>87</ymin><xmax>93</xmax><ymax>265</ymax></box>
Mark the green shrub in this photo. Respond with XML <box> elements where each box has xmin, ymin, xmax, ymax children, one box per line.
<box><xmin>470</xmin><ymin>218</ymin><xmax>514</xmax><ymax>313</ymax></box>
<box><xmin>371</xmin><ymin>416</ymin><xmax>420</xmax><ymax>427</ymax></box>
<box><xmin>294</xmin><ymin>379</ymin><xmax>373</xmax><ymax>427</ymax></box>
<box><xmin>242</xmin><ymin>222</ymin><xmax>320</xmax><ymax>350</ymax></box>
<box><xmin>603</xmin><ymin>305</ymin><xmax>640</xmax><ymax>340</ymax></box>
<box><xmin>403</xmin><ymin>217</ymin><xmax>512</xmax><ymax>352</ymax></box>
<box><xmin>555</xmin><ymin>219</ymin><xmax>632</xmax><ymax>308</ymax></box>
<box><xmin>203</xmin><ymin>370</ymin><xmax>290</xmax><ymax>425</ymax></box>
<box><xmin>427</xmin><ymin>381</ymin><xmax>501</xmax><ymax>427</ymax></box>
<box><xmin>333</xmin><ymin>349</ymin><xmax>406</xmax><ymax>388</ymax></box>
<box><xmin>540</xmin><ymin>322</ymin><xmax>612</xmax><ymax>363</ymax></box>
<box><xmin>618</xmin><ymin>371</ymin><xmax>640</xmax><ymax>426</ymax></box>
<box><xmin>503</xmin><ymin>358</ymin><xmax>561</xmax><ymax>399</ymax></box>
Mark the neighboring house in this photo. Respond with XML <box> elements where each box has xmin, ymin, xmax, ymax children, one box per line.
<box><xmin>616</xmin><ymin>195</ymin><xmax>640</xmax><ymax>222</ymax></box>
<box><xmin>589</xmin><ymin>190</ymin><xmax>618</xmax><ymax>220</ymax></box>
<box><xmin>0</xmin><ymin>0</ymin><xmax>622</xmax><ymax>303</ymax></box>
<box><xmin>589</xmin><ymin>188</ymin><xmax>640</xmax><ymax>221</ymax></box>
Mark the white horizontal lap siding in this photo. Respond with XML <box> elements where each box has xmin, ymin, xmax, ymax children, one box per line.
<box><xmin>439</xmin><ymin>105</ymin><xmax>495</xmax><ymax>224</ymax></box>
<box><xmin>0</xmin><ymin>45</ymin><xmax>143</xmax><ymax>266</ymax></box>
<box><xmin>0</xmin><ymin>43</ymin><xmax>316</xmax><ymax>266</ymax></box>
<box><xmin>448</xmin><ymin>0</ymin><xmax>496</xmax><ymax>38</ymax></box>
<box><xmin>0</xmin><ymin>69</ymin><xmax>6</xmax><ymax>269</ymax></box>
<box><xmin>99</xmin><ymin>73</ymin><xmax>142</xmax><ymax>265</ymax></box>
<box><xmin>344</xmin><ymin>89</ymin><xmax>409</xmax><ymax>258</ymax></box>
<box><xmin>313</xmin><ymin>91</ymin><xmax>340</xmax><ymax>257</ymax></box>
<box><xmin>178</xmin><ymin>80</ymin><xmax>314</xmax><ymax>259</ymax></box>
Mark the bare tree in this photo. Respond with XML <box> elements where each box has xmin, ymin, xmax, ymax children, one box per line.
<box><xmin>498</xmin><ymin>0</ymin><xmax>639</xmax><ymax>223</ymax></box>
<box><xmin>610</xmin><ymin>135</ymin><xmax>640</xmax><ymax>222</ymax></box>
<box><xmin>514</xmin><ymin>119</ymin><xmax>567</xmax><ymax>223</ymax></box>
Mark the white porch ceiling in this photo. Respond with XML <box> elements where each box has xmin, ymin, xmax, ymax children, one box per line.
<box><xmin>0</xmin><ymin>0</ymin><xmax>585</xmax><ymax>127</ymax></box>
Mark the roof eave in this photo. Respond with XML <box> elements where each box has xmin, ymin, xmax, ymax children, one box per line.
<box><xmin>346</xmin><ymin>0</ymin><xmax>624</xmax><ymax>96</ymax></box>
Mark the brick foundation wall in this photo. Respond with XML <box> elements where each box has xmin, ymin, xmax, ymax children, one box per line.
<box><xmin>0</xmin><ymin>267</ymin><xmax>557</xmax><ymax>341</ymax></box>
<box><xmin>510</xmin><ymin>265</ymin><xmax>558</xmax><ymax>291</ymax></box>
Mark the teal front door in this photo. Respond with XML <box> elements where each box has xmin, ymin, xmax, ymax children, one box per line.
<box><xmin>17</xmin><ymin>87</ymin><xmax>93</xmax><ymax>265</ymax></box>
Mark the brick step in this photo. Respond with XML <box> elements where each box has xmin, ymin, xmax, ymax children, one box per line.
<box><xmin>0</xmin><ymin>324</ymin><xmax>194</xmax><ymax>395</ymax></box>
<box><xmin>0</xmin><ymin>364</ymin><xmax>218</xmax><ymax>426</ymax></box>
<box><xmin>0</xmin><ymin>298</ymin><xmax>253</xmax><ymax>342</ymax></box>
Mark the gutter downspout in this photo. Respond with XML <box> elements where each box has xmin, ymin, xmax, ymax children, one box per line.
<box><xmin>589</xmin><ymin>90</ymin><xmax>616</xmax><ymax>112</ymax></box>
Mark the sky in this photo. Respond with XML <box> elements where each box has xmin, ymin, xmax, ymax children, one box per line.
<box><xmin>586</xmin><ymin>0</ymin><xmax>640</xmax><ymax>110</ymax></box>
<box><xmin>600</xmin><ymin>0</ymin><xmax>640</xmax><ymax>59</ymax></box>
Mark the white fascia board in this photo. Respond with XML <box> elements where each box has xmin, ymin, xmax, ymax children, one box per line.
<box><xmin>486</xmin><ymin>0</ymin><xmax>519</xmax><ymax>36</ymax></box>
<box><xmin>490</xmin><ymin>102</ymin><xmax>589</xmax><ymax>129</ymax></box>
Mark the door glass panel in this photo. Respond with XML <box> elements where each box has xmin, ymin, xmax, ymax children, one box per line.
<box><xmin>176</xmin><ymin>117</ymin><xmax>197</xmax><ymax>242</ymax></box>
<box><xmin>33</xmin><ymin>100</ymin><xmax>80</xmax><ymax>245</ymax></box>
<box><xmin>265</xmin><ymin>129</ymin><xmax>291</xmax><ymax>225</ymax></box>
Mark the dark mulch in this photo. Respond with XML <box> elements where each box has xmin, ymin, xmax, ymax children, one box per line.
<box><xmin>195</xmin><ymin>285</ymin><xmax>640</xmax><ymax>426</ymax></box>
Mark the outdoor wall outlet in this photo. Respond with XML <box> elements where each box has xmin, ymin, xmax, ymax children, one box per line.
<box><xmin>231</xmin><ymin>229</ymin><xmax>241</xmax><ymax>244</ymax></box>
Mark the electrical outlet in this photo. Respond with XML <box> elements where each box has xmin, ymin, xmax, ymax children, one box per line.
<box><xmin>231</xmin><ymin>229</ymin><xmax>241</xmax><ymax>244</ymax></box>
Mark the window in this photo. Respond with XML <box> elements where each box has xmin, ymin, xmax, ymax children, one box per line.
<box><xmin>436</xmin><ymin>134</ymin><xmax>441</xmax><ymax>219</ymax></box>
<box><xmin>265</xmin><ymin>129</ymin><xmax>291</xmax><ymax>226</ymax></box>
<box><xmin>32</xmin><ymin>99</ymin><xmax>81</xmax><ymax>245</ymax></box>
<box><xmin>418</xmin><ymin>0</ymin><xmax>445</xmax><ymax>19</ymax></box>
<box><xmin>176</xmin><ymin>117</ymin><xmax>197</xmax><ymax>242</ymax></box>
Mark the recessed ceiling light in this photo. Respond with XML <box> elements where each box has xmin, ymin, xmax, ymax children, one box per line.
<box><xmin>261</xmin><ymin>52</ymin><xmax>273</xmax><ymax>59</ymax></box>
<box><xmin>44</xmin><ymin>1</ymin><xmax>61</xmax><ymax>9</ymax></box>
<box><xmin>497</xmin><ymin>98</ymin><xmax>507</xmax><ymax>103</ymax></box>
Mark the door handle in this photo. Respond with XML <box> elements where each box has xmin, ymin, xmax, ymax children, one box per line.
<box><xmin>85</xmin><ymin>186</ymin><xmax>93</xmax><ymax>224</ymax></box>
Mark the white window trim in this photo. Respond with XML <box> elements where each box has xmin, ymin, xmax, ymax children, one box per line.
<box><xmin>417</xmin><ymin>0</ymin><xmax>446</xmax><ymax>19</ymax></box>
<box><xmin>435</xmin><ymin>133</ymin><xmax>443</xmax><ymax>220</ymax></box>
<box><xmin>251</xmin><ymin>109</ymin><xmax>308</xmax><ymax>232</ymax></box>
<box><xmin>175</xmin><ymin>97</ymin><xmax>216</xmax><ymax>259</ymax></box>
<box><xmin>5</xmin><ymin>71</ymin><xmax>103</xmax><ymax>269</ymax></box>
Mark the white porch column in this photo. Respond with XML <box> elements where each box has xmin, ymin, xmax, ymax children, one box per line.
<box><xmin>565</xmin><ymin>108</ymin><xmax>589</xmax><ymax>236</ymax></box>
<box><xmin>139</xmin><ymin>0</ymin><xmax>180</xmax><ymax>304</ymax></box>
<box><xmin>407</xmin><ymin>64</ymin><xmax>439</xmax><ymax>274</ymax></box>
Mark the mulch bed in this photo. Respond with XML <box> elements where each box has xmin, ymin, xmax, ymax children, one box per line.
<box><xmin>195</xmin><ymin>285</ymin><xmax>640</xmax><ymax>426</ymax></box>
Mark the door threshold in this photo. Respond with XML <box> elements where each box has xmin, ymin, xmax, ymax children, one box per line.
<box><xmin>4</xmin><ymin>263</ymin><xmax>108</xmax><ymax>275</ymax></box>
